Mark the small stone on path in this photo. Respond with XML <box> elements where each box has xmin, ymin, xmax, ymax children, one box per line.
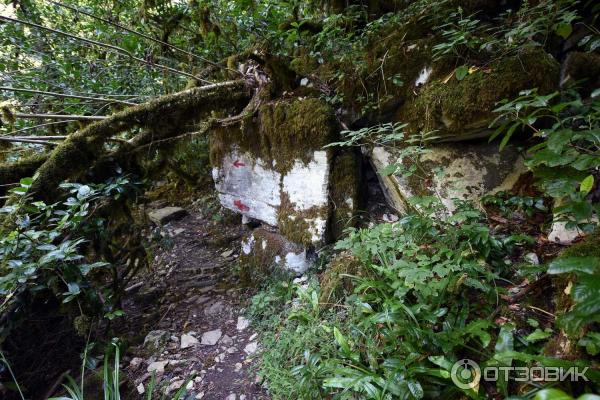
<box><xmin>244</xmin><ymin>341</ymin><xmax>258</xmax><ymax>355</ymax></box>
<box><xmin>236</xmin><ymin>316</ymin><xmax>250</xmax><ymax>331</ymax></box>
<box><xmin>201</xmin><ymin>329</ymin><xmax>222</xmax><ymax>345</ymax></box>
<box><xmin>167</xmin><ymin>379</ymin><xmax>184</xmax><ymax>393</ymax></box>
<box><xmin>147</xmin><ymin>360</ymin><xmax>168</xmax><ymax>373</ymax></box>
<box><xmin>205</xmin><ymin>301</ymin><xmax>226</xmax><ymax>316</ymax></box>
<box><xmin>148</xmin><ymin>206</ymin><xmax>187</xmax><ymax>225</ymax></box>
<box><xmin>181</xmin><ymin>333</ymin><xmax>199</xmax><ymax>349</ymax></box>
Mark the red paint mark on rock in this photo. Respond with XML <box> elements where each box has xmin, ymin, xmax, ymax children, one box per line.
<box><xmin>234</xmin><ymin>199</ymin><xmax>250</xmax><ymax>212</ymax></box>
<box><xmin>233</xmin><ymin>160</ymin><xmax>246</xmax><ymax>168</ymax></box>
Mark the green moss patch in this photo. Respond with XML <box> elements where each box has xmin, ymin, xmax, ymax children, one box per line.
<box><xmin>277</xmin><ymin>192</ymin><xmax>329</xmax><ymax>246</ymax></box>
<box><xmin>210</xmin><ymin>96</ymin><xmax>337</xmax><ymax>175</ymax></box>
<box><xmin>396</xmin><ymin>48</ymin><xmax>560</xmax><ymax>139</ymax></box>
<box><xmin>328</xmin><ymin>150</ymin><xmax>361</xmax><ymax>240</ymax></box>
<box><xmin>319</xmin><ymin>251</ymin><xmax>368</xmax><ymax>305</ymax></box>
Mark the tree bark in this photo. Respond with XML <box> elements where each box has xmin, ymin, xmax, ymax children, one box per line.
<box><xmin>26</xmin><ymin>80</ymin><xmax>250</xmax><ymax>202</ymax></box>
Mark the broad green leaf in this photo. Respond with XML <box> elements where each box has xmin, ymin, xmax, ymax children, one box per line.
<box><xmin>555</xmin><ymin>23</ymin><xmax>573</xmax><ymax>39</ymax></box>
<box><xmin>455</xmin><ymin>65</ymin><xmax>469</xmax><ymax>81</ymax></box>
<box><xmin>548</xmin><ymin>257</ymin><xmax>600</xmax><ymax>275</ymax></box>
<box><xmin>580</xmin><ymin>175</ymin><xmax>594</xmax><ymax>194</ymax></box>
<box><xmin>333</xmin><ymin>327</ymin><xmax>350</xmax><ymax>355</ymax></box>
<box><xmin>534</xmin><ymin>388</ymin><xmax>573</xmax><ymax>400</ymax></box>
<box><xmin>407</xmin><ymin>380</ymin><xmax>424</xmax><ymax>399</ymax></box>
<box><xmin>19</xmin><ymin>177</ymin><xmax>33</xmax><ymax>186</ymax></box>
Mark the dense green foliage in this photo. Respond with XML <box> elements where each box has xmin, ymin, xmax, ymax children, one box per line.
<box><xmin>249</xmin><ymin>194</ymin><xmax>599</xmax><ymax>399</ymax></box>
<box><xmin>0</xmin><ymin>0</ymin><xmax>599</xmax><ymax>398</ymax></box>
<box><xmin>0</xmin><ymin>177</ymin><xmax>138</xmax><ymax>338</ymax></box>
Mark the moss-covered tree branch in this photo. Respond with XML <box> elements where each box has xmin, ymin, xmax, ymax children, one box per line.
<box><xmin>27</xmin><ymin>80</ymin><xmax>251</xmax><ymax>201</ymax></box>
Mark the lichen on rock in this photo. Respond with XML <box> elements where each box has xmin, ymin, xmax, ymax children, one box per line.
<box><xmin>369</xmin><ymin>141</ymin><xmax>527</xmax><ymax>213</ymax></box>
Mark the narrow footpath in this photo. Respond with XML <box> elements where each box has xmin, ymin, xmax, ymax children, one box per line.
<box><xmin>119</xmin><ymin>204</ymin><xmax>268</xmax><ymax>400</ymax></box>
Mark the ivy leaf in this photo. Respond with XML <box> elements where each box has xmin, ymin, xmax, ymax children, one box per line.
<box><xmin>580</xmin><ymin>175</ymin><xmax>594</xmax><ymax>194</ymax></box>
<box><xmin>548</xmin><ymin>257</ymin><xmax>600</xmax><ymax>275</ymax></box>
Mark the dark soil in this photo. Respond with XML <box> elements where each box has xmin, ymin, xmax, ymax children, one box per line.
<box><xmin>118</xmin><ymin>207</ymin><xmax>269</xmax><ymax>400</ymax></box>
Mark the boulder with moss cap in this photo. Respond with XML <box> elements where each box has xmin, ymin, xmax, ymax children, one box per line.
<box><xmin>211</xmin><ymin>97</ymin><xmax>360</xmax><ymax>249</ymax></box>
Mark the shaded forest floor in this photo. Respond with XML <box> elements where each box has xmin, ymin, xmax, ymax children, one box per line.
<box><xmin>117</xmin><ymin>203</ymin><xmax>268</xmax><ymax>399</ymax></box>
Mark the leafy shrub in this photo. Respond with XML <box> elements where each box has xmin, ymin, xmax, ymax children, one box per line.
<box><xmin>0</xmin><ymin>177</ymin><xmax>138</xmax><ymax>339</ymax></box>
<box><xmin>251</xmin><ymin>196</ymin><xmax>596</xmax><ymax>399</ymax></box>
<box><xmin>490</xmin><ymin>88</ymin><xmax>600</xmax><ymax>232</ymax></box>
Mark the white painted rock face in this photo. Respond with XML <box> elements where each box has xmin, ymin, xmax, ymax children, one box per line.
<box><xmin>213</xmin><ymin>147</ymin><xmax>330</xmax><ymax>244</ymax></box>
<box><xmin>240</xmin><ymin>228</ymin><xmax>314</xmax><ymax>274</ymax></box>
<box><xmin>213</xmin><ymin>149</ymin><xmax>281</xmax><ymax>226</ymax></box>
<box><xmin>369</xmin><ymin>142</ymin><xmax>526</xmax><ymax>214</ymax></box>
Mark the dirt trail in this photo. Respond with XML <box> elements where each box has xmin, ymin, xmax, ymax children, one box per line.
<box><xmin>120</xmin><ymin>207</ymin><xmax>268</xmax><ymax>400</ymax></box>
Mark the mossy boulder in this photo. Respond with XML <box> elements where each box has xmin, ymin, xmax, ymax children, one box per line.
<box><xmin>369</xmin><ymin>141</ymin><xmax>526</xmax><ymax>213</ymax></box>
<box><xmin>319</xmin><ymin>251</ymin><xmax>367</xmax><ymax>305</ymax></box>
<box><xmin>395</xmin><ymin>48</ymin><xmax>560</xmax><ymax>140</ymax></box>
<box><xmin>332</xmin><ymin>35</ymin><xmax>435</xmax><ymax>120</ymax></box>
<box><xmin>240</xmin><ymin>227</ymin><xmax>314</xmax><ymax>275</ymax></box>
<box><xmin>211</xmin><ymin>96</ymin><xmax>361</xmax><ymax>247</ymax></box>
<box><xmin>210</xmin><ymin>96</ymin><xmax>337</xmax><ymax>175</ymax></box>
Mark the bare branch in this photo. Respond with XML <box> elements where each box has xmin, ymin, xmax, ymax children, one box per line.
<box><xmin>0</xmin><ymin>87</ymin><xmax>137</xmax><ymax>105</ymax></box>
<box><xmin>0</xmin><ymin>15</ymin><xmax>210</xmax><ymax>83</ymax></box>
<box><xmin>9</xmin><ymin>135</ymin><xmax>67</xmax><ymax>140</ymax></box>
<box><xmin>2</xmin><ymin>120</ymin><xmax>76</xmax><ymax>136</ymax></box>
<box><xmin>14</xmin><ymin>113</ymin><xmax>107</xmax><ymax>121</ymax></box>
<box><xmin>49</xmin><ymin>0</ymin><xmax>241</xmax><ymax>77</ymax></box>
<box><xmin>0</xmin><ymin>136</ymin><xmax>57</xmax><ymax>146</ymax></box>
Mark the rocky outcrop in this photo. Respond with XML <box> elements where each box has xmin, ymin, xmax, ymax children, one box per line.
<box><xmin>369</xmin><ymin>141</ymin><xmax>526</xmax><ymax>213</ymax></box>
<box><xmin>396</xmin><ymin>48</ymin><xmax>560</xmax><ymax>140</ymax></box>
<box><xmin>211</xmin><ymin>97</ymin><xmax>360</xmax><ymax>273</ymax></box>
<box><xmin>213</xmin><ymin>148</ymin><xmax>330</xmax><ymax>245</ymax></box>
